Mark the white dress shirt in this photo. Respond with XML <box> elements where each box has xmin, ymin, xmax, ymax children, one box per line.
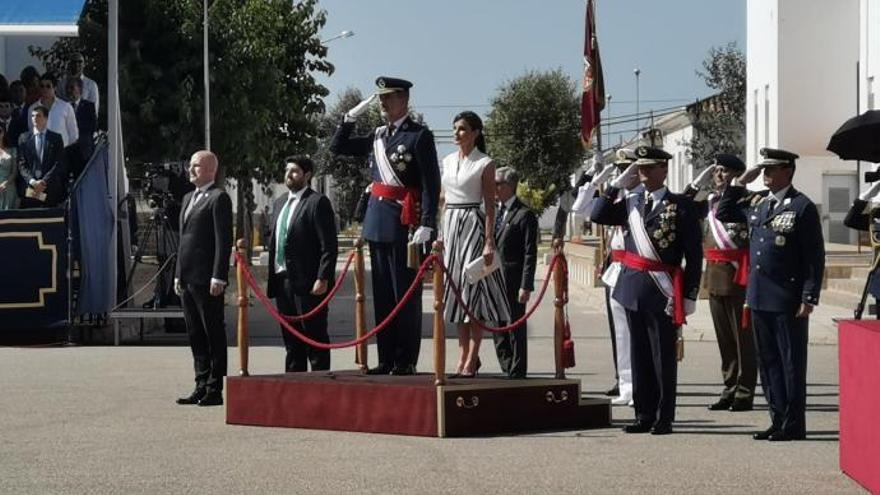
<box><xmin>274</xmin><ymin>189</ymin><xmax>304</xmax><ymax>274</ymax></box>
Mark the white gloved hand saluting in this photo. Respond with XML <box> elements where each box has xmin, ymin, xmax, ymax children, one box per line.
<box><xmin>610</xmin><ymin>163</ymin><xmax>639</xmax><ymax>190</ymax></box>
<box><xmin>410</xmin><ymin>226</ymin><xmax>433</xmax><ymax>245</ymax></box>
<box><xmin>592</xmin><ymin>163</ymin><xmax>618</xmax><ymax>187</ymax></box>
<box><xmin>344</xmin><ymin>94</ymin><xmax>378</xmax><ymax>123</ymax></box>
<box><xmin>735</xmin><ymin>165</ymin><xmax>762</xmax><ymax>186</ymax></box>
<box><xmin>691</xmin><ymin>165</ymin><xmax>717</xmax><ymax>189</ymax></box>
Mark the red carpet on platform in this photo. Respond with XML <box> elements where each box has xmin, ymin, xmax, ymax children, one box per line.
<box><xmin>227</xmin><ymin>371</ymin><xmax>610</xmax><ymax>437</ymax></box>
<box><xmin>839</xmin><ymin>319</ymin><xmax>880</xmax><ymax>493</ymax></box>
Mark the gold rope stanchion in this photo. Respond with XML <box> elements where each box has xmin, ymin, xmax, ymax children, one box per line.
<box><xmin>552</xmin><ymin>239</ymin><xmax>566</xmax><ymax>379</ymax></box>
<box><xmin>432</xmin><ymin>240</ymin><xmax>446</xmax><ymax>386</ymax></box>
<box><xmin>353</xmin><ymin>238</ymin><xmax>368</xmax><ymax>371</ymax></box>
<box><xmin>236</xmin><ymin>238</ymin><xmax>250</xmax><ymax>377</ymax></box>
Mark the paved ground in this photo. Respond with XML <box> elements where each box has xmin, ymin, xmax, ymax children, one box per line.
<box><xmin>0</xmin><ymin>257</ymin><xmax>864</xmax><ymax>494</ymax></box>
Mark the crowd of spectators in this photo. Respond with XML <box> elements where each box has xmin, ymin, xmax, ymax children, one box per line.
<box><xmin>0</xmin><ymin>52</ymin><xmax>101</xmax><ymax>210</ymax></box>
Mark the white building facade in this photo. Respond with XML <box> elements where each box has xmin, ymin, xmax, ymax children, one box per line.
<box><xmin>746</xmin><ymin>0</ymin><xmax>873</xmax><ymax>244</ymax></box>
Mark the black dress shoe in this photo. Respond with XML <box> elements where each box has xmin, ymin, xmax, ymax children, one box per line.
<box><xmin>176</xmin><ymin>389</ymin><xmax>206</xmax><ymax>405</ymax></box>
<box><xmin>390</xmin><ymin>364</ymin><xmax>416</xmax><ymax>376</ymax></box>
<box><xmin>365</xmin><ymin>364</ymin><xmax>392</xmax><ymax>375</ymax></box>
<box><xmin>753</xmin><ymin>427</ymin><xmax>778</xmax><ymax>440</ymax></box>
<box><xmin>623</xmin><ymin>421</ymin><xmax>652</xmax><ymax>433</ymax></box>
<box><xmin>197</xmin><ymin>392</ymin><xmax>223</xmax><ymax>407</ymax></box>
<box><xmin>768</xmin><ymin>430</ymin><xmax>805</xmax><ymax>442</ymax></box>
<box><xmin>729</xmin><ymin>400</ymin><xmax>754</xmax><ymax>412</ymax></box>
<box><xmin>650</xmin><ymin>423</ymin><xmax>673</xmax><ymax>435</ymax></box>
<box><xmin>707</xmin><ymin>398</ymin><xmax>733</xmax><ymax>411</ymax></box>
<box><xmin>605</xmin><ymin>384</ymin><xmax>620</xmax><ymax>396</ymax></box>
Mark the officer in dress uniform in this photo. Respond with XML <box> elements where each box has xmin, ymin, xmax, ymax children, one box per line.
<box><xmin>715</xmin><ymin>147</ymin><xmax>824</xmax><ymax>441</ymax></box>
<box><xmin>569</xmin><ymin>149</ymin><xmax>642</xmax><ymax>405</ymax></box>
<box><xmin>844</xmin><ymin>171</ymin><xmax>880</xmax><ymax>319</ymax></box>
<box><xmin>590</xmin><ymin>146</ymin><xmax>703</xmax><ymax>435</ymax></box>
<box><xmin>682</xmin><ymin>154</ymin><xmax>757</xmax><ymax>412</ymax></box>
<box><xmin>330</xmin><ymin>77</ymin><xmax>441</xmax><ymax>375</ymax></box>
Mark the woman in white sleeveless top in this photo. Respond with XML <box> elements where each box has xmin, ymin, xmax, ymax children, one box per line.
<box><xmin>440</xmin><ymin>111</ymin><xmax>510</xmax><ymax>377</ymax></box>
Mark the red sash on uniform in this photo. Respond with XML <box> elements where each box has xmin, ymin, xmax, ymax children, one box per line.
<box><xmin>703</xmin><ymin>248</ymin><xmax>749</xmax><ymax>287</ymax></box>
<box><xmin>371</xmin><ymin>182</ymin><xmax>420</xmax><ymax>227</ymax></box>
<box><xmin>611</xmin><ymin>250</ymin><xmax>687</xmax><ymax>327</ymax></box>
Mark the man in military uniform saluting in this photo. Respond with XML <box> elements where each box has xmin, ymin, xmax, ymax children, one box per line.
<box><xmin>591</xmin><ymin>146</ymin><xmax>703</xmax><ymax>435</ymax></box>
<box><xmin>683</xmin><ymin>154</ymin><xmax>757</xmax><ymax>412</ymax></box>
<box><xmin>330</xmin><ymin>77</ymin><xmax>441</xmax><ymax>375</ymax></box>
<box><xmin>715</xmin><ymin>148</ymin><xmax>824</xmax><ymax>441</ymax></box>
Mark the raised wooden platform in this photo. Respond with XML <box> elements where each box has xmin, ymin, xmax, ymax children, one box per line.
<box><xmin>227</xmin><ymin>371</ymin><xmax>611</xmax><ymax>437</ymax></box>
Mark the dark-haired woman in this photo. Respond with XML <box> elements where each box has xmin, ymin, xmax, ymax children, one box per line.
<box><xmin>440</xmin><ymin>111</ymin><xmax>510</xmax><ymax>377</ymax></box>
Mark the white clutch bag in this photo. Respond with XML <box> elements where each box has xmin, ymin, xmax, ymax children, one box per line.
<box><xmin>464</xmin><ymin>254</ymin><xmax>501</xmax><ymax>284</ymax></box>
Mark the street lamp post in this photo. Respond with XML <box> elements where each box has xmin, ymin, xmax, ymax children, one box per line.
<box><xmin>634</xmin><ymin>68</ymin><xmax>641</xmax><ymax>136</ymax></box>
<box><xmin>321</xmin><ymin>30</ymin><xmax>354</xmax><ymax>45</ymax></box>
<box><xmin>204</xmin><ymin>0</ymin><xmax>210</xmax><ymax>150</ymax></box>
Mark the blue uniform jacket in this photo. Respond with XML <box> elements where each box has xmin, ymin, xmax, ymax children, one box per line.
<box><xmin>590</xmin><ymin>186</ymin><xmax>703</xmax><ymax>312</ymax></box>
<box><xmin>330</xmin><ymin>117</ymin><xmax>440</xmax><ymax>243</ymax></box>
<box><xmin>715</xmin><ymin>185</ymin><xmax>824</xmax><ymax>312</ymax></box>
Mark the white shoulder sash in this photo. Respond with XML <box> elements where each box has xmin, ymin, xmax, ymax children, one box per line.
<box><xmin>372</xmin><ymin>127</ymin><xmax>403</xmax><ymax>187</ymax></box>
<box><xmin>627</xmin><ymin>195</ymin><xmax>674</xmax><ymax>299</ymax></box>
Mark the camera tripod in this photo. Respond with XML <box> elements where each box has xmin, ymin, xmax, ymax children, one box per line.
<box><xmin>123</xmin><ymin>203</ymin><xmax>180</xmax><ymax>309</ymax></box>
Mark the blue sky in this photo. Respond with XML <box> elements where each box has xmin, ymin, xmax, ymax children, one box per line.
<box><xmin>317</xmin><ymin>0</ymin><xmax>745</xmax><ymax>154</ymax></box>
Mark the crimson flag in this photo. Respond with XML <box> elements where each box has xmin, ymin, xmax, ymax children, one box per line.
<box><xmin>581</xmin><ymin>0</ymin><xmax>605</xmax><ymax>147</ymax></box>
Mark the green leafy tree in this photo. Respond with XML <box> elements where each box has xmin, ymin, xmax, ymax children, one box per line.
<box><xmin>484</xmin><ymin>69</ymin><xmax>584</xmax><ymax>215</ymax></box>
<box><xmin>34</xmin><ymin>0</ymin><xmax>333</xmax><ymax>249</ymax></box>
<box><xmin>688</xmin><ymin>42</ymin><xmax>746</xmax><ymax>167</ymax></box>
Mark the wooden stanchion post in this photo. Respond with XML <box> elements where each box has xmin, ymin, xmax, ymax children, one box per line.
<box><xmin>353</xmin><ymin>238</ymin><xmax>368</xmax><ymax>371</ymax></box>
<box><xmin>432</xmin><ymin>241</ymin><xmax>446</xmax><ymax>386</ymax></box>
<box><xmin>236</xmin><ymin>238</ymin><xmax>250</xmax><ymax>377</ymax></box>
<box><xmin>552</xmin><ymin>239</ymin><xmax>566</xmax><ymax>379</ymax></box>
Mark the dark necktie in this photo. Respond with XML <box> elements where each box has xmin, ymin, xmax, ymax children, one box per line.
<box><xmin>386</xmin><ymin>124</ymin><xmax>396</xmax><ymax>142</ymax></box>
<box><xmin>644</xmin><ymin>194</ymin><xmax>654</xmax><ymax>216</ymax></box>
<box><xmin>767</xmin><ymin>197</ymin><xmax>778</xmax><ymax>218</ymax></box>
<box><xmin>495</xmin><ymin>203</ymin><xmax>506</xmax><ymax>234</ymax></box>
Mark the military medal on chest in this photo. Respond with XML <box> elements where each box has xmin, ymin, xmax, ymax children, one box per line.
<box><xmin>389</xmin><ymin>144</ymin><xmax>412</xmax><ymax>172</ymax></box>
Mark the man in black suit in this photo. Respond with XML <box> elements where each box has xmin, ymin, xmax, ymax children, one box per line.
<box><xmin>590</xmin><ymin>146</ymin><xmax>703</xmax><ymax>436</ymax></box>
<box><xmin>267</xmin><ymin>156</ymin><xmax>339</xmax><ymax>372</ymax></box>
<box><xmin>64</xmin><ymin>77</ymin><xmax>97</xmax><ymax>178</ymax></box>
<box><xmin>330</xmin><ymin>77</ymin><xmax>441</xmax><ymax>375</ymax></box>
<box><xmin>492</xmin><ymin>166</ymin><xmax>538</xmax><ymax>379</ymax></box>
<box><xmin>18</xmin><ymin>105</ymin><xmax>67</xmax><ymax>208</ymax></box>
<box><xmin>174</xmin><ymin>150</ymin><xmax>233</xmax><ymax>407</ymax></box>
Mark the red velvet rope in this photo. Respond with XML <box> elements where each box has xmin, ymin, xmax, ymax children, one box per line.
<box><xmin>439</xmin><ymin>254</ymin><xmax>562</xmax><ymax>334</ymax></box>
<box><xmin>235</xmin><ymin>250</ymin><xmax>355</xmax><ymax>323</ymax></box>
<box><xmin>237</xmin><ymin>252</ymin><xmax>437</xmax><ymax>350</ymax></box>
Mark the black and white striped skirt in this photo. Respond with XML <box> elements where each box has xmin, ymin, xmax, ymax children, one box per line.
<box><xmin>441</xmin><ymin>203</ymin><xmax>511</xmax><ymax>324</ymax></box>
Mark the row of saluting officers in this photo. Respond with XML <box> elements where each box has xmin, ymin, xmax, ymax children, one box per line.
<box><xmin>566</xmin><ymin>145</ymin><xmax>823</xmax><ymax>439</ymax></box>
